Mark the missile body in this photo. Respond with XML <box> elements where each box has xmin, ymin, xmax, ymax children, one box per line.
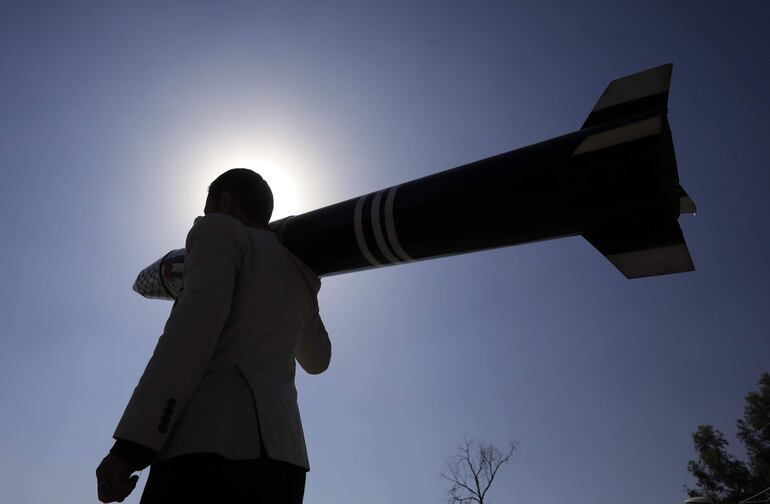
<box><xmin>134</xmin><ymin>64</ymin><xmax>696</xmax><ymax>300</ymax></box>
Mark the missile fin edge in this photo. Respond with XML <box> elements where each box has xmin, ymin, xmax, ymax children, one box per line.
<box><xmin>583</xmin><ymin>63</ymin><xmax>672</xmax><ymax>129</ymax></box>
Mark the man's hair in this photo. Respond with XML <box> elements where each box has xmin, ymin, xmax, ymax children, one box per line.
<box><xmin>208</xmin><ymin>168</ymin><xmax>274</xmax><ymax>225</ymax></box>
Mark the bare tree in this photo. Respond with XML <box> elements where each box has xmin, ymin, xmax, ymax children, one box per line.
<box><xmin>441</xmin><ymin>438</ymin><xmax>516</xmax><ymax>504</ymax></box>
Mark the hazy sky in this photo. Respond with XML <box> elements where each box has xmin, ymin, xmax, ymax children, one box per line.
<box><xmin>1</xmin><ymin>1</ymin><xmax>769</xmax><ymax>503</ymax></box>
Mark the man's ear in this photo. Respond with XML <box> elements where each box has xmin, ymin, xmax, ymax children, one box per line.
<box><xmin>217</xmin><ymin>191</ymin><xmax>235</xmax><ymax>214</ymax></box>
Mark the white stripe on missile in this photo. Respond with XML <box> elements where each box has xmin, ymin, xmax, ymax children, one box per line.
<box><xmin>384</xmin><ymin>185</ymin><xmax>414</xmax><ymax>262</ymax></box>
<box><xmin>354</xmin><ymin>194</ymin><xmax>381</xmax><ymax>267</ymax></box>
<box><xmin>371</xmin><ymin>189</ymin><xmax>402</xmax><ymax>264</ymax></box>
<box><xmin>573</xmin><ymin>116</ymin><xmax>662</xmax><ymax>156</ymax></box>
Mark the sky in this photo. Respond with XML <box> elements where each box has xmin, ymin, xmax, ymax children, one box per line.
<box><xmin>1</xmin><ymin>1</ymin><xmax>769</xmax><ymax>503</ymax></box>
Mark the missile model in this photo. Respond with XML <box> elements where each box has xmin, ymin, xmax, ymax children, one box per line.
<box><xmin>134</xmin><ymin>63</ymin><xmax>696</xmax><ymax>301</ymax></box>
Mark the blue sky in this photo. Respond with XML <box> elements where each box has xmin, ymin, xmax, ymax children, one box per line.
<box><xmin>1</xmin><ymin>1</ymin><xmax>768</xmax><ymax>503</ymax></box>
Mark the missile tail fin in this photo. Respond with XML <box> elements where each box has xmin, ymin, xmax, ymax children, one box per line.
<box><xmin>582</xmin><ymin>63</ymin><xmax>673</xmax><ymax>129</ymax></box>
<box><xmin>583</xmin><ymin>218</ymin><xmax>695</xmax><ymax>279</ymax></box>
<box><xmin>679</xmin><ymin>186</ymin><xmax>697</xmax><ymax>214</ymax></box>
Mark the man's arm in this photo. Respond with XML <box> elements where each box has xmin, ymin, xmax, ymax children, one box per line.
<box><xmin>109</xmin><ymin>438</ymin><xmax>157</xmax><ymax>469</ymax></box>
<box><xmin>112</xmin><ymin>214</ymin><xmax>247</xmax><ymax>453</ymax></box>
<box><xmin>295</xmin><ymin>309</ymin><xmax>331</xmax><ymax>375</ymax></box>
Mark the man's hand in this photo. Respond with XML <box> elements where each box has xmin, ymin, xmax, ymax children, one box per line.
<box><xmin>95</xmin><ymin>453</ymin><xmax>139</xmax><ymax>503</ymax></box>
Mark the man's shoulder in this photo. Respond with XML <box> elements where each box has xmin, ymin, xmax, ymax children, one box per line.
<box><xmin>191</xmin><ymin>213</ymin><xmax>243</xmax><ymax>232</ymax></box>
<box><xmin>187</xmin><ymin>214</ymin><xmax>250</xmax><ymax>251</ymax></box>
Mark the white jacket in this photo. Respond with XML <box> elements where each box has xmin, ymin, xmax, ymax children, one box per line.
<box><xmin>114</xmin><ymin>213</ymin><xmax>330</xmax><ymax>470</ymax></box>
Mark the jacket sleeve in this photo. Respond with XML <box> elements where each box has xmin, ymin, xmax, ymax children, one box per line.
<box><xmin>113</xmin><ymin>214</ymin><xmax>247</xmax><ymax>452</ymax></box>
<box><xmin>295</xmin><ymin>305</ymin><xmax>331</xmax><ymax>375</ymax></box>
<box><xmin>110</xmin><ymin>438</ymin><xmax>157</xmax><ymax>470</ymax></box>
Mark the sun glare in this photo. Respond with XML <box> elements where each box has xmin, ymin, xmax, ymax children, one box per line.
<box><xmin>225</xmin><ymin>158</ymin><xmax>300</xmax><ymax>221</ymax></box>
<box><xmin>189</xmin><ymin>152</ymin><xmax>303</xmax><ymax>223</ymax></box>
<box><xmin>174</xmin><ymin>137</ymin><xmax>315</xmax><ymax>229</ymax></box>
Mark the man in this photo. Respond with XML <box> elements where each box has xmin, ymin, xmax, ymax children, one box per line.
<box><xmin>96</xmin><ymin>169</ymin><xmax>331</xmax><ymax>503</ymax></box>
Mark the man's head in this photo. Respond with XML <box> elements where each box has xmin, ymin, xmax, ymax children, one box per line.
<box><xmin>205</xmin><ymin>168</ymin><xmax>274</xmax><ymax>228</ymax></box>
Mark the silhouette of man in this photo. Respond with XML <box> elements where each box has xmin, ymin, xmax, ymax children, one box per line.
<box><xmin>96</xmin><ymin>169</ymin><xmax>331</xmax><ymax>503</ymax></box>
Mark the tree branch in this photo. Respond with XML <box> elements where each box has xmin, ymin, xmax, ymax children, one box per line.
<box><xmin>443</xmin><ymin>438</ymin><xmax>516</xmax><ymax>504</ymax></box>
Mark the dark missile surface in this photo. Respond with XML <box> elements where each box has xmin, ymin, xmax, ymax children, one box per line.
<box><xmin>134</xmin><ymin>63</ymin><xmax>696</xmax><ymax>300</ymax></box>
<box><xmin>271</xmin><ymin>63</ymin><xmax>694</xmax><ymax>278</ymax></box>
